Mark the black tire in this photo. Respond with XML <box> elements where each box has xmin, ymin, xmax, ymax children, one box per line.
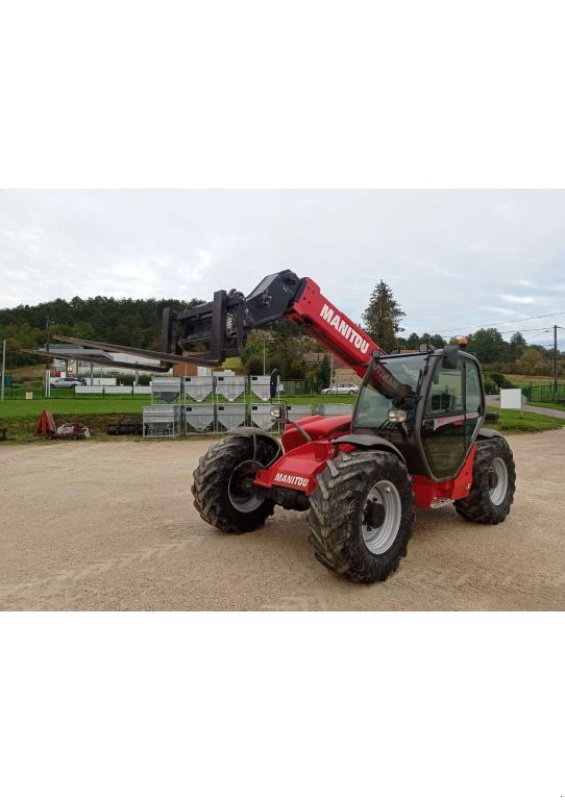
<box><xmin>454</xmin><ymin>437</ymin><xmax>516</xmax><ymax>524</ymax></box>
<box><xmin>192</xmin><ymin>436</ymin><xmax>278</xmax><ymax>534</ymax></box>
<box><xmin>307</xmin><ymin>450</ymin><xmax>414</xmax><ymax>583</ymax></box>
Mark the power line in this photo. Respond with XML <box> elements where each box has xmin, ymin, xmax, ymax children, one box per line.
<box><xmin>433</xmin><ymin>310</ymin><xmax>565</xmax><ymax>334</ymax></box>
<box><xmin>498</xmin><ymin>327</ymin><xmax>552</xmax><ymax>334</ymax></box>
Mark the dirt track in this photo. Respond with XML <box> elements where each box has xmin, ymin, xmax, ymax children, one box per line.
<box><xmin>1</xmin><ymin>431</ymin><xmax>564</xmax><ymax>611</ymax></box>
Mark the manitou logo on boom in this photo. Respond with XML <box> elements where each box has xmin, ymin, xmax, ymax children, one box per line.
<box><xmin>320</xmin><ymin>304</ymin><xmax>370</xmax><ymax>354</ymax></box>
<box><xmin>274</xmin><ymin>472</ymin><xmax>309</xmax><ymax>489</ymax></box>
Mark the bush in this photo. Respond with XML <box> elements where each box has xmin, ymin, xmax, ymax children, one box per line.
<box><xmin>244</xmin><ymin>354</ymin><xmax>264</xmax><ymax>376</ymax></box>
<box><xmin>483</xmin><ymin>379</ymin><xmax>498</xmax><ymax>394</ymax></box>
<box><xmin>489</xmin><ymin>371</ymin><xmax>514</xmax><ymax>389</ymax></box>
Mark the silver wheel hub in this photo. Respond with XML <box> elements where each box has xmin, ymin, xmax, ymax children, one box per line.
<box><xmin>228</xmin><ymin>459</ymin><xmax>264</xmax><ymax>513</ymax></box>
<box><xmin>361</xmin><ymin>480</ymin><xmax>402</xmax><ymax>555</ymax></box>
<box><xmin>488</xmin><ymin>457</ymin><xmax>509</xmax><ymax>506</ymax></box>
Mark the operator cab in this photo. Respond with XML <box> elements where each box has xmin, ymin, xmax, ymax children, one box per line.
<box><xmin>352</xmin><ymin>348</ymin><xmax>485</xmax><ymax>482</ymax></box>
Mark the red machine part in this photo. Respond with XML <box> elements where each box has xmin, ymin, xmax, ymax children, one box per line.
<box><xmin>288</xmin><ymin>279</ymin><xmax>412</xmax><ymax>402</ymax></box>
<box><xmin>411</xmin><ymin>445</ymin><xmax>477</xmax><ymax>507</ymax></box>
<box><xmin>254</xmin><ymin>415</ymin><xmax>352</xmax><ymax>494</ymax></box>
<box><xmin>254</xmin><ymin>439</ymin><xmax>335</xmax><ymax>495</ymax></box>
<box><xmin>254</xmin><ymin>440</ymin><xmax>476</xmax><ymax>508</ymax></box>
<box><xmin>279</xmin><ymin>413</ymin><xmax>351</xmax><ymax>452</ymax></box>
<box><xmin>287</xmin><ymin>279</ymin><xmax>380</xmax><ymax>379</ymax></box>
<box><xmin>253</xmin><ymin>415</ymin><xmax>477</xmax><ymax>509</ymax></box>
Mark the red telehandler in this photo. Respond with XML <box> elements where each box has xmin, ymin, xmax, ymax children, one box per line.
<box><xmin>56</xmin><ymin>270</ymin><xmax>516</xmax><ymax>583</ymax></box>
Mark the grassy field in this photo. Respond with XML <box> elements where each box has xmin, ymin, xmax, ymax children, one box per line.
<box><xmin>489</xmin><ymin>408</ymin><xmax>564</xmax><ymax>432</ymax></box>
<box><xmin>0</xmin><ymin>392</ymin><xmax>356</xmax><ymax>419</ymax></box>
<box><xmin>526</xmin><ymin>400</ymin><xmax>565</xmax><ymax>412</ymax></box>
<box><xmin>504</xmin><ymin>374</ymin><xmax>559</xmax><ymax>386</ymax></box>
<box><xmin>0</xmin><ymin>395</ymin><xmax>148</xmax><ymax>419</ymax></box>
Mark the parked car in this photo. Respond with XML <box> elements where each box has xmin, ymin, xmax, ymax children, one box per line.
<box><xmin>321</xmin><ymin>383</ymin><xmax>359</xmax><ymax>396</ymax></box>
<box><xmin>50</xmin><ymin>377</ymin><xmax>86</xmax><ymax>388</ymax></box>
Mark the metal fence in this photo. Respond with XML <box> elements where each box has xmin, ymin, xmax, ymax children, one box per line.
<box><xmin>521</xmin><ymin>383</ymin><xmax>565</xmax><ymax>404</ymax></box>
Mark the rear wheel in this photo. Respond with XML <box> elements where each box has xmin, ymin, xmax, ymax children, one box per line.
<box><xmin>307</xmin><ymin>450</ymin><xmax>414</xmax><ymax>583</ymax></box>
<box><xmin>192</xmin><ymin>437</ymin><xmax>279</xmax><ymax>533</ymax></box>
<box><xmin>454</xmin><ymin>437</ymin><xmax>516</xmax><ymax>524</ymax></box>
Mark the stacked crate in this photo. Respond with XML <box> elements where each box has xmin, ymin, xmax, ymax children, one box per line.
<box><xmin>143</xmin><ymin>378</ymin><xmax>185</xmax><ymax>438</ymax></box>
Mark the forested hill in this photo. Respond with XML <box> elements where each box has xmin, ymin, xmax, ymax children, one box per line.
<box><xmin>0</xmin><ymin>295</ymin><xmax>202</xmax><ymax>368</ymax></box>
<box><xmin>0</xmin><ymin>294</ymin><xmax>561</xmax><ymax>378</ymax></box>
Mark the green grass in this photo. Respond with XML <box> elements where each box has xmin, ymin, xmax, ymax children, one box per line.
<box><xmin>486</xmin><ymin>408</ymin><xmax>564</xmax><ymax>433</ymax></box>
<box><xmin>525</xmin><ymin>401</ymin><xmax>565</xmax><ymax>413</ymax></box>
<box><xmin>504</xmin><ymin>374</ymin><xmax>558</xmax><ymax>386</ymax></box>
<box><xmin>0</xmin><ymin>396</ymin><xmax>147</xmax><ymax>419</ymax></box>
<box><xmin>0</xmin><ymin>392</ymin><xmax>354</xmax><ymax>420</ymax></box>
<box><xmin>285</xmin><ymin>393</ymin><xmax>356</xmax><ymax>408</ymax></box>
<box><xmin>0</xmin><ymin>395</ymin><xmax>150</xmax><ymax>442</ymax></box>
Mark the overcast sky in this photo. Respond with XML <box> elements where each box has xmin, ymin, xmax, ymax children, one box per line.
<box><xmin>1</xmin><ymin>189</ymin><xmax>564</xmax><ymax>346</ymax></box>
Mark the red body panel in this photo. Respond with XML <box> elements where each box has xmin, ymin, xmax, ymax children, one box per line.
<box><xmin>411</xmin><ymin>445</ymin><xmax>477</xmax><ymax>507</ymax></box>
<box><xmin>255</xmin><ymin>415</ymin><xmax>353</xmax><ymax>494</ymax></box>
<box><xmin>289</xmin><ymin>279</ymin><xmax>413</xmax><ymax>400</ymax></box>
<box><xmin>280</xmin><ymin>413</ymin><xmax>352</xmax><ymax>452</ymax></box>
<box><xmin>254</xmin><ymin>440</ymin><xmax>335</xmax><ymax>495</ymax></box>
<box><xmin>254</xmin><ymin>418</ymin><xmax>477</xmax><ymax>508</ymax></box>
<box><xmin>288</xmin><ymin>279</ymin><xmax>381</xmax><ymax>379</ymax></box>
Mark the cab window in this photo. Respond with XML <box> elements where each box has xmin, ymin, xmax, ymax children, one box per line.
<box><xmin>426</xmin><ymin>366</ymin><xmax>464</xmax><ymax>415</ymax></box>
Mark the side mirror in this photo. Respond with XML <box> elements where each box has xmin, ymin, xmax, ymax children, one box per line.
<box><xmin>441</xmin><ymin>345</ymin><xmax>459</xmax><ymax>370</ymax></box>
<box><xmin>270</xmin><ymin>368</ymin><xmax>279</xmax><ymax>400</ymax></box>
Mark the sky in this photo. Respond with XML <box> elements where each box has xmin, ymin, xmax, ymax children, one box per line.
<box><xmin>1</xmin><ymin>189</ymin><xmax>564</xmax><ymax>347</ymax></box>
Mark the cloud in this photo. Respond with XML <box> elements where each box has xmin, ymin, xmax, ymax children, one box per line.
<box><xmin>1</xmin><ymin>189</ymin><xmax>565</xmax><ymax>348</ymax></box>
<box><xmin>479</xmin><ymin>306</ymin><xmax>517</xmax><ymax>316</ymax></box>
<box><xmin>499</xmin><ymin>294</ymin><xmax>536</xmax><ymax>304</ymax></box>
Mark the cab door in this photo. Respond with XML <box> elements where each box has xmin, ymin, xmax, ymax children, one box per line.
<box><xmin>420</xmin><ymin>358</ymin><xmax>468</xmax><ymax>480</ymax></box>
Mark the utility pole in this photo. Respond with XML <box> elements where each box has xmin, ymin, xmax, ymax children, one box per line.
<box><xmin>1</xmin><ymin>339</ymin><xmax>6</xmax><ymax>402</ymax></box>
<box><xmin>554</xmin><ymin>324</ymin><xmax>559</xmax><ymax>394</ymax></box>
<box><xmin>45</xmin><ymin>316</ymin><xmax>53</xmax><ymax>399</ymax></box>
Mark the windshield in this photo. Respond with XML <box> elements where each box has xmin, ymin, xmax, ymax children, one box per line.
<box><xmin>353</xmin><ymin>354</ymin><xmax>427</xmax><ymax>430</ymax></box>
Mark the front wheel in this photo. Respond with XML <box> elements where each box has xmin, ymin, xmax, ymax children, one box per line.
<box><xmin>454</xmin><ymin>436</ymin><xmax>516</xmax><ymax>524</ymax></box>
<box><xmin>307</xmin><ymin>450</ymin><xmax>414</xmax><ymax>583</ymax></box>
<box><xmin>192</xmin><ymin>436</ymin><xmax>279</xmax><ymax>533</ymax></box>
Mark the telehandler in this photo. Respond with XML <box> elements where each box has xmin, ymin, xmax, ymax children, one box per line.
<box><xmin>57</xmin><ymin>270</ymin><xmax>516</xmax><ymax>583</ymax></box>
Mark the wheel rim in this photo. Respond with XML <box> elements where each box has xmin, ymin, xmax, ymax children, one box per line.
<box><xmin>488</xmin><ymin>457</ymin><xmax>509</xmax><ymax>505</ymax></box>
<box><xmin>228</xmin><ymin>459</ymin><xmax>264</xmax><ymax>513</ymax></box>
<box><xmin>361</xmin><ymin>480</ymin><xmax>402</xmax><ymax>555</ymax></box>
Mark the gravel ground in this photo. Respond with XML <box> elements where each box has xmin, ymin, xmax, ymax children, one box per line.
<box><xmin>1</xmin><ymin>431</ymin><xmax>564</xmax><ymax>611</ymax></box>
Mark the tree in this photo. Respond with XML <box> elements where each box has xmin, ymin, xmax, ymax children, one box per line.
<box><xmin>516</xmin><ymin>347</ymin><xmax>551</xmax><ymax>376</ymax></box>
<box><xmin>362</xmin><ymin>280</ymin><xmax>405</xmax><ymax>353</ymax></box>
<box><xmin>430</xmin><ymin>334</ymin><xmax>446</xmax><ymax>349</ymax></box>
<box><xmin>319</xmin><ymin>354</ymin><xmax>331</xmax><ymax>389</ymax></box>
<box><xmin>240</xmin><ymin>331</ymin><xmax>265</xmax><ymax>366</ymax></box>
<box><xmin>467</xmin><ymin>328</ymin><xmax>508</xmax><ymax>364</ymax></box>
<box><xmin>508</xmin><ymin>331</ymin><xmax>527</xmax><ymax>362</ymax></box>
<box><xmin>244</xmin><ymin>354</ymin><xmax>264</xmax><ymax>375</ymax></box>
